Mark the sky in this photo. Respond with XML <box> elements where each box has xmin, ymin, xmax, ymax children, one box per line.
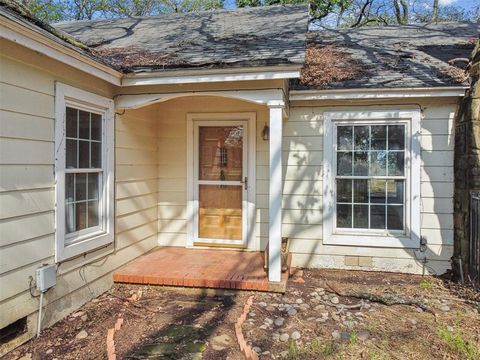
<box><xmin>439</xmin><ymin>0</ymin><xmax>478</xmax><ymax>9</ymax></box>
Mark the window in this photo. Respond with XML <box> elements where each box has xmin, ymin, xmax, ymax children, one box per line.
<box><xmin>323</xmin><ymin>109</ymin><xmax>420</xmax><ymax>248</ymax></box>
<box><xmin>55</xmin><ymin>83</ymin><xmax>114</xmax><ymax>262</ymax></box>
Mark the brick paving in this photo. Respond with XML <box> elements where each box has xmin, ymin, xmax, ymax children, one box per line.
<box><xmin>113</xmin><ymin>247</ymin><xmax>285</xmax><ymax>291</ymax></box>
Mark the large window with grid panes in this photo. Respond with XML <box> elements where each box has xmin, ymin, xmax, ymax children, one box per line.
<box><xmin>323</xmin><ymin>109</ymin><xmax>421</xmax><ymax>248</ymax></box>
<box><xmin>55</xmin><ymin>83</ymin><xmax>114</xmax><ymax>262</ymax></box>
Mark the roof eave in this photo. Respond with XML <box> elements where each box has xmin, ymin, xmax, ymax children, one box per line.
<box><xmin>289</xmin><ymin>86</ymin><xmax>469</xmax><ymax>101</ymax></box>
<box><xmin>1</xmin><ymin>11</ymin><xmax>123</xmax><ymax>86</ymax></box>
<box><xmin>121</xmin><ymin>64</ymin><xmax>303</xmax><ymax>86</ymax></box>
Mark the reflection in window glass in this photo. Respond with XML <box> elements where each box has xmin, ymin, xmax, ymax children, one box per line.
<box><xmin>65</xmin><ymin>106</ymin><xmax>103</xmax><ymax>235</ymax></box>
<box><xmin>335</xmin><ymin>124</ymin><xmax>406</xmax><ymax>232</ymax></box>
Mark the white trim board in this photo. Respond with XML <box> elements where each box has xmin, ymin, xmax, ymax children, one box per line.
<box><xmin>122</xmin><ymin>67</ymin><xmax>301</xmax><ymax>86</ymax></box>
<box><xmin>290</xmin><ymin>87</ymin><xmax>468</xmax><ymax>101</ymax></box>
<box><xmin>54</xmin><ymin>82</ymin><xmax>115</xmax><ymax>262</ymax></box>
<box><xmin>186</xmin><ymin>112</ymin><xmax>257</xmax><ymax>250</ymax></box>
<box><xmin>115</xmin><ymin>89</ymin><xmax>286</xmax><ymax>110</ymax></box>
<box><xmin>322</xmin><ymin>108</ymin><xmax>421</xmax><ymax>249</ymax></box>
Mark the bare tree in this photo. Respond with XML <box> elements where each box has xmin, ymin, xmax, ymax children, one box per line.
<box><xmin>392</xmin><ymin>0</ymin><xmax>408</xmax><ymax>24</ymax></box>
<box><xmin>432</xmin><ymin>0</ymin><xmax>439</xmax><ymax>21</ymax></box>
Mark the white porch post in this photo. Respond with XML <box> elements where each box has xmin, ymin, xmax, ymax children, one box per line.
<box><xmin>267</xmin><ymin>101</ymin><xmax>284</xmax><ymax>282</ymax></box>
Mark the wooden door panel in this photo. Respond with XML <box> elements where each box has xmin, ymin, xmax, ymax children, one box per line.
<box><xmin>199</xmin><ymin>185</ymin><xmax>242</xmax><ymax>240</ymax></box>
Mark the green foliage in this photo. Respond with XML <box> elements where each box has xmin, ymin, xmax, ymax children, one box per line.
<box><xmin>437</xmin><ymin>325</ymin><xmax>480</xmax><ymax>360</ymax></box>
<box><xmin>418</xmin><ymin>279</ymin><xmax>433</xmax><ymax>289</ymax></box>
<box><xmin>25</xmin><ymin>0</ymin><xmax>66</xmax><ymax>22</ymax></box>
<box><xmin>348</xmin><ymin>330</ymin><xmax>358</xmax><ymax>345</ymax></box>
<box><xmin>236</xmin><ymin>0</ymin><xmax>353</xmax><ymax>22</ymax></box>
<box><xmin>287</xmin><ymin>338</ymin><xmax>336</xmax><ymax>359</ymax></box>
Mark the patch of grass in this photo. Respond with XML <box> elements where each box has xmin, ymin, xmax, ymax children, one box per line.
<box><xmin>437</xmin><ymin>324</ymin><xmax>480</xmax><ymax>360</ymax></box>
<box><xmin>366</xmin><ymin>320</ymin><xmax>379</xmax><ymax>333</ymax></box>
<box><xmin>349</xmin><ymin>330</ymin><xmax>358</xmax><ymax>345</ymax></box>
<box><xmin>287</xmin><ymin>339</ymin><xmax>336</xmax><ymax>359</ymax></box>
<box><xmin>367</xmin><ymin>346</ymin><xmax>391</xmax><ymax>360</ymax></box>
<box><xmin>419</xmin><ymin>279</ymin><xmax>433</xmax><ymax>289</ymax></box>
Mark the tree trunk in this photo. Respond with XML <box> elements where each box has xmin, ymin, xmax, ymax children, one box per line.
<box><xmin>432</xmin><ymin>0</ymin><xmax>439</xmax><ymax>21</ymax></box>
<box><xmin>453</xmin><ymin>40</ymin><xmax>480</xmax><ymax>284</ymax></box>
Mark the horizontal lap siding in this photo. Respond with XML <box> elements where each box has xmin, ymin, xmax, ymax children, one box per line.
<box><xmin>115</xmin><ymin>108</ymin><xmax>158</xmax><ymax>255</ymax></box>
<box><xmin>287</xmin><ymin>101</ymin><xmax>457</xmax><ymax>274</ymax></box>
<box><xmin>0</xmin><ymin>55</ymin><xmax>57</xmax><ymax>327</ymax></box>
<box><xmin>0</xmin><ymin>51</ymin><xmax>157</xmax><ymax>343</ymax></box>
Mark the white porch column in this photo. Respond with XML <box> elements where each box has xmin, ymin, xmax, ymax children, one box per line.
<box><xmin>267</xmin><ymin>101</ymin><xmax>285</xmax><ymax>282</ymax></box>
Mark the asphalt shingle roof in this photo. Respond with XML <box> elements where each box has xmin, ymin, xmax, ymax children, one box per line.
<box><xmin>54</xmin><ymin>4</ymin><xmax>309</xmax><ymax>72</ymax></box>
<box><xmin>292</xmin><ymin>22</ymin><xmax>479</xmax><ymax>90</ymax></box>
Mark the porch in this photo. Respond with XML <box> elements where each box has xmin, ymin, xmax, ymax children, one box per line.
<box><xmin>113</xmin><ymin>247</ymin><xmax>289</xmax><ymax>292</ymax></box>
<box><xmin>115</xmin><ymin>88</ymin><xmax>288</xmax><ymax>283</ymax></box>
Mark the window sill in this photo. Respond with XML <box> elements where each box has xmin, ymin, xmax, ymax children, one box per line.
<box><xmin>56</xmin><ymin>231</ymin><xmax>114</xmax><ymax>263</ymax></box>
<box><xmin>323</xmin><ymin>233</ymin><xmax>420</xmax><ymax>248</ymax></box>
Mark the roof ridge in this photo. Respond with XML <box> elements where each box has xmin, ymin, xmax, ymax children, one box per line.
<box><xmin>54</xmin><ymin>3</ymin><xmax>309</xmax><ymax>26</ymax></box>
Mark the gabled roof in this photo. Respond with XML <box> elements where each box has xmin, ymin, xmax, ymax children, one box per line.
<box><xmin>54</xmin><ymin>4</ymin><xmax>309</xmax><ymax>73</ymax></box>
<box><xmin>293</xmin><ymin>22</ymin><xmax>479</xmax><ymax>90</ymax></box>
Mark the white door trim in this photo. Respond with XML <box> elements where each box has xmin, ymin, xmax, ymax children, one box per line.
<box><xmin>186</xmin><ymin>112</ymin><xmax>256</xmax><ymax>249</ymax></box>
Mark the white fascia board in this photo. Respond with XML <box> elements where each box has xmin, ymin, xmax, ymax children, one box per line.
<box><xmin>0</xmin><ymin>16</ymin><xmax>122</xmax><ymax>86</ymax></box>
<box><xmin>122</xmin><ymin>67</ymin><xmax>301</xmax><ymax>86</ymax></box>
<box><xmin>289</xmin><ymin>87</ymin><xmax>468</xmax><ymax>101</ymax></box>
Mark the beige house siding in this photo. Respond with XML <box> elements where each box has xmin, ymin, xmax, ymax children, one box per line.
<box><xmin>287</xmin><ymin>101</ymin><xmax>456</xmax><ymax>274</ymax></box>
<box><xmin>0</xmin><ymin>46</ymin><xmax>154</xmax><ymax>352</ymax></box>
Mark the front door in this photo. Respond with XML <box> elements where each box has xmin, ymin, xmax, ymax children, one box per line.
<box><xmin>193</xmin><ymin>121</ymin><xmax>248</xmax><ymax>247</ymax></box>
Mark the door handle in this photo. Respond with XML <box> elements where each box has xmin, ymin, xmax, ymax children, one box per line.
<box><xmin>241</xmin><ymin>177</ymin><xmax>248</xmax><ymax>190</ymax></box>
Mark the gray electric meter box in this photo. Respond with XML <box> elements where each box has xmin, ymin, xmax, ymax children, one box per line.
<box><xmin>36</xmin><ymin>264</ymin><xmax>56</xmax><ymax>292</ymax></box>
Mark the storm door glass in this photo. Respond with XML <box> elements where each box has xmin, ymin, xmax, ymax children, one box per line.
<box><xmin>198</xmin><ymin>126</ymin><xmax>244</xmax><ymax>240</ymax></box>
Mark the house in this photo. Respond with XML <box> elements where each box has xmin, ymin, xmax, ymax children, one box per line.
<box><xmin>0</xmin><ymin>0</ymin><xmax>478</xmax><ymax>351</ymax></box>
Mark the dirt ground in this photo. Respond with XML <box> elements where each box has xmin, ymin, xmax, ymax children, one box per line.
<box><xmin>5</xmin><ymin>269</ymin><xmax>480</xmax><ymax>360</ymax></box>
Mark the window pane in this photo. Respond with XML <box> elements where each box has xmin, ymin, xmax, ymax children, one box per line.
<box><xmin>337</xmin><ymin>126</ymin><xmax>353</xmax><ymax>150</ymax></box>
<box><xmin>387</xmin><ymin>151</ymin><xmax>404</xmax><ymax>176</ymax></box>
<box><xmin>87</xmin><ymin>173</ymin><xmax>100</xmax><ymax>200</ymax></box>
<box><xmin>353</xmin><ymin>179</ymin><xmax>368</xmax><ymax>203</ymax></box>
<box><xmin>66</xmin><ymin>107</ymin><xmax>78</xmax><ymax>138</ymax></box>
<box><xmin>79</xmin><ymin>140</ymin><xmax>90</xmax><ymax>168</ymax></box>
<box><xmin>66</xmin><ymin>203</ymin><xmax>75</xmax><ymax>234</ymax></box>
<box><xmin>370</xmin><ymin>179</ymin><xmax>386</xmax><ymax>203</ymax></box>
<box><xmin>66</xmin><ymin>173</ymin><xmax>75</xmax><ymax>202</ymax></box>
<box><xmin>91</xmin><ymin>113</ymin><xmax>102</xmax><ymax>141</ymax></box>
<box><xmin>79</xmin><ymin>110</ymin><xmax>90</xmax><ymax>139</ymax></box>
<box><xmin>76</xmin><ymin>202</ymin><xmax>87</xmax><ymax>231</ymax></box>
<box><xmin>88</xmin><ymin>200</ymin><xmax>100</xmax><ymax>228</ymax></box>
<box><xmin>387</xmin><ymin>180</ymin><xmax>404</xmax><ymax>204</ymax></box>
<box><xmin>354</xmin><ymin>205</ymin><xmax>368</xmax><ymax>228</ymax></box>
<box><xmin>66</xmin><ymin>139</ymin><xmax>77</xmax><ymax>168</ymax></box>
<box><xmin>336</xmin><ymin>204</ymin><xmax>352</xmax><ymax>228</ymax></box>
<box><xmin>370</xmin><ymin>151</ymin><xmax>387</xmax><ymax>176</ymax></box>
<box><xmin>75</xmin><ymin>173</ymin><xmax>87</xmax><ymax>201</ymax></box>
<box><xmin>370</xmin><ymin>205</ymin><xmax>386</xmax><ymax>229</ymax></box>
<box><xmin>336</xmin><ymin>179</ymin><xmax>352</xmax><ymax>202</ymax></box>
<box><xmin>387</xmin><ymin>205</ymin><xmax>403</xmax><ymax>230</ymax></box>
<box><xmin>371</xmin><ymin>125</ymin><xmax>386</xmax><ymax>150</ymax></box>
<box><xmin>337</xmin><ymin>152</ymin><xmax>352</xmax><ymax>176</ymax></box>
<box><xmin>354</xmin><ymin>126</ymin><xmax>369</xmax><ymax>150</ymax></box>
<box><xmin>388</xmin><ymin>125</ymin><xmax>405</xmax><ymax>150</ymax></box>
<box><xmin>353</xmin><ymin>152</ymin><xmax>368</xmax><ymax>176</ymax></box>
<box><xmin>91</xmin><ymin>142</ymin><xmax>101</xmax><ymax>168</ymax></box>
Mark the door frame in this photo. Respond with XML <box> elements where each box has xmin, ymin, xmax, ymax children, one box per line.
<box><xmin>186</xmin><ymin>112</ymin><xmax>256</xmax><ymax>250</ymax></box>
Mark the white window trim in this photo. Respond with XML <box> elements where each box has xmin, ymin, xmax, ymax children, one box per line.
<box><xmin>55</xmin><ymin>82</ymin><xmax>115</xmax><ymax>262</ymax></box>
<box><xmin>323</xmin><ymin>109</ymin><xmax>421</xmax><ymax>248</ymax></box>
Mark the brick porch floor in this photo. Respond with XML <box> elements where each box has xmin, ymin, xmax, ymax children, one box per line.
<box><xmin>113</xmin><ymin>247</ymin><xmax>288</xmax><ymax>292</ymax></box>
